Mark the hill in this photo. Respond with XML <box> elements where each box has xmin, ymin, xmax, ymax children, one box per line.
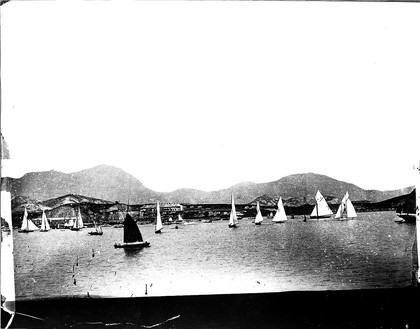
<box><xmin>2</xmin><ymin>165</ymin><xmax>160</xmax><ymax>204</ymax></box>
<box><xmin>1</xmin><ymin>165</ymin><xmax>414</xmax><ymax>205</ymax></box>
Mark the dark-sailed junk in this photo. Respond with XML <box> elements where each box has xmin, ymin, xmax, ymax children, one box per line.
<box><xmin>114</xmin><ymin>213</ymin><xmax>150</xmax><ymax>249</ymax></box>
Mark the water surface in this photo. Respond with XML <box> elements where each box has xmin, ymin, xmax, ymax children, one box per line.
<box><xmin>13</xmin><ymin>211</ymin><xmax>415</xmax><ymax>300</ymax></box>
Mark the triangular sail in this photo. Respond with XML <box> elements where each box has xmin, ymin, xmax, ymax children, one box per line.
<box><xmin>335</xmin><ymin>192</ymin><xmax>357</xmax><ymax>219</ymax></box>
<box><xmin>273</xmin><ymin>197</ymin><xmax>287</xmax><ymax>222</ymax></box>
<box><xmin>73</xmin><ymin>207</ymin><xmax>84</xmax><ymax>229</ymax></box>
<box><xmin>346</xmin><ymin>198</ymin><xmax>357</xmax><ymax>218</ymax></box>
<box><xmin>77</xmin><ymin>208</ymin><xmax>84</xmax><ymax>228</ymax></box>
<box><xmin>254</xmin><ymin>201</ymin><xmax>264</xmax><ymax>224</ymax></box>
<box><xmin>155</xmin><ymin>201</ymin><xmax>163</xmax><ymax>232</ymax></box>
<box><xmin>40</xmin><ymin>210</ymin><xmax>50</xmax><ymax>231</ymax></box>
<box><xmin>310</xmin><ymin>190</ymin><xmax>333</xmax><ymax>217</ymax></box>
<box><xmin>20</xmin><ymin>208</ymin><xmax>29</xmax><ymax>231</ymax></box>
<box><xmin>178</xmin><ymin>214</ymin><xmax>183</xmax><ymax>222</ymax></box>
<box><xmin>21</xmin><ymin>208</ymin><xmax>39</xmax><ymax>231</ymax></box>
<box><xmin>228</xmin><ymin>194</ymin><xmax>238</xmax><ymax>226</ymax></box>
<box><xmin>123</xmin><ymin>214</ymin><xmax>144</xmax><ymax>243</ymax></box>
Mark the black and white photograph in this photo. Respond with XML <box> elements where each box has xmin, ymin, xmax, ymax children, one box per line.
<box><xmin>1</xmin><ymin>1</ymin><xmax>420</xmax><ymax>328</ymax></box>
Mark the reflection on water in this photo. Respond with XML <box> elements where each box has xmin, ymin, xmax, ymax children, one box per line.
<box><xmin>13</xmin><ymin>211</ymin><xmax>415</xmax><ymax>300</ymax></box>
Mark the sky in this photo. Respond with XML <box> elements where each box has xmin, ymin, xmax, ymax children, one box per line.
<box><xmin>1</xmin><ymin>1</ymin><xmax>420</xmax><ymax>192</ymax></box>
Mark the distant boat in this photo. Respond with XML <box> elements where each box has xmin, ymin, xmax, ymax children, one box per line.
<box><xmin>177</xmin><ymin>214</ymin><xmax>183</xmax><ymax>222</ymax></box>
<box><xmin>254</xmin><ymin>201</ymin><xmax>264</xmax><ymax>225</ymax></box>
<box><xmin>18</xmin><ymin>208</ymin><xmax>39</xmax><ymax>233</ymax></box>
<box><xmin>310</xmin><ymin>190</ymin><xmax>333</xmax><ymax>219</ymax></box>
<box><xmin>272</xmin><ymin>197</ymin><xmax>288</xmax><ymax>223</ymax></box>
<box><xmin>114</xmin><ymin>213</ymin><xmax>150</xmax><ymax>249</ymax></box>
<box><xmin>39</xmin><ymin>210</ymin><xmax>51</xmax><ymax>232</ymax></box>
<box><xmin>70</xmin><ymin>207</ymin><xmax>84</xmax><ymax>231</ymax></box>
<box><xmin>155</xmin><ymin>201</ymin><xmax>163</xmax><ymax>234</ymax></box>
<box><xmin>164</xmin><ymin>216</ymin><xmax>173</xmax><ymax>225</ymax></box>
<box><xmin>89</xmin><ymin>220</ymin><xmax>103</xmax><ymax>235</ymax></box>
<box><xmin>335</xmin><ymin>192</ymin><xmax>357</xmax><ymax>220</ymax></box>
<box><xmin>228</xmin><ymin>194</ymin><xmax>238</xmax><ymax>228</ymax></box>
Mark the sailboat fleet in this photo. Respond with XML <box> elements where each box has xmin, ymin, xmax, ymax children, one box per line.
<box><xmin>15</xmin><ymin>189</ymin><xmax>358</xmax><ymax>253</ymax></box>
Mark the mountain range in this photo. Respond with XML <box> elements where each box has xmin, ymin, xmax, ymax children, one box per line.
<box><xmin>1</xmin><ymin>164</ymin><xmax>414</xmax><ymax>205</ymax></box>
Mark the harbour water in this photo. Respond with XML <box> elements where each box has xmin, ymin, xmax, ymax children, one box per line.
<box><xmin>13</xmin><ymin>211</ymin><xmax>415</xmax><ymax>300</ymax></box>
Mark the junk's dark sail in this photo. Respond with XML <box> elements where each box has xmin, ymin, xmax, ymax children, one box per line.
<box><xmin>123</xmin><ymin>214</ymin><xmax>143</xmax><ymax>243</ymax></box>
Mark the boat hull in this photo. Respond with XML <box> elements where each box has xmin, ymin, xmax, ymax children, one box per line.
<box><xmin>70</xmin><ymin>228</ymin><xmax>81</xmax><ymax>231</ymax></box>
<box><xmin>228</xmin><ymin>224</ymin><xmax>237</xmax><ymax>228</ymax></box>
<box><xmin>114</xmin><ymin>241</ymin><xmax>150</xmax><ymax>249</ymax></box>
<box><xmin>309</xmin><ymin>215</ymin><xmax>332</xmax><ymax>219</ymax></box>
<box><xmin>18</xmin><ymin>229</ymin><xmax>34</xmax><ymax>233</ymax></box>
<box><xmin>397</xmin><ymin>213</ymin><xmax>415</xmax><ymax>223</ymax></box>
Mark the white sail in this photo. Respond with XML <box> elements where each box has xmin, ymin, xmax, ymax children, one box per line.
<box><xmin>168</xmin><ymin>216</ymin><xmax>173</xmax><ymax>222</ymax></box>
<box><xmin>20</xmin><ymin>208</ymin><xmax>29</xmax><ymax>231</ymax></box>
<box><xmin>73</xmin><ymin>207</ymin><xmax>84</xmax><ymax>229</ymax></box>
<box><xmin>155</xmin><ymin>201</ymin><xmax>163</xmax><ymax>232</ymax></box>
<box><xmin>1</xmin><ymin>191</ymin><xmax>16</xmax><ymax>320</ymax></box>
<box><xmin>254</xmin><ymin>201</ymin><xmax>264</xmax><ymax>224</ymax></box>
<box><xmin>273</xmin><ymin>197</ymin><xmax>288</xmax><ymax>222</ymax></box>
<box><xmin>40</xmin><ymin>210</ymin><xmax>50</xmax><ymax>231</ymax></box>
<box><xmin>335</xmin><ymin>192</ymin><xmax>357</xmax><ymax>219</ymax></box>
<box><xmin>66</xmin><ymin>218</ymin><xmax>74</xmax><ymax>228</ymax></box>
<box><xmin>228</xmin><ymin>194</ymin><xmax>238</xmax><ymax>226</ymax></box>
<box><xmin>20</xmin><ymin>208</ymin><xmax>39</xmax><ymax>231</ymax></box>
<box><xmin>310</xmin><ymin>190</ymin><xmax>333</xmax><ymax>218</ymax></box>
<box><xmin>178</xmin><ymin>214</ymin><xmax>183</xmax><ymax>222</ymax></box>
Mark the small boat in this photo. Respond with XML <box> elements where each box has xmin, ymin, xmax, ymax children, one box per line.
<box><xmin>335</xmin><ymin>192</ymin><xmax>357</xmax><ymax>220</ymax></box>
<box><xmin>89</xmin><ymin>221</ymin><xmax>103</xmax><ymax>235</ymax></box>
<box><xmin>309</xmin><ymin>190</ymin><xmax>333</xmax><ymax>219</ymax></box>
<box><xmin>155</xmin><ymin>201</ymin><xmax>163</xmax><ymax>234</ymax></box>
<box><xmin>114</xmin><ymin>213</ymin><xmax>150</xmax><ymax>249</ymax></box>
<box><xmin>254</xmin><ymin>201</ymin><xmax>264</xmax><ymax>225</ymax></box>
<box><xmin>39</xmin><ymin>210</ymin><xmax>51</xmax><ymax>232</ymax></box>
<box><xmin>164</xmin><ymin>216</ymin><xmax>173</xmax><ymax>225</ymax></box>
<box><xmin>396</xmin><ymin>213</ymin><xmax>416</xmax><ymax>223</ymax></box>
<box><xmin>228</xmin><ymin>194</ymin><xmax>238</xmax><ymax>228</ymax></box>
<box><xmin>18</xmin><ymin>208</ymin><xmax>39</xmax><ymax>233</ymax></box>
<box><xmin>177</xmin><ymin>214</ymin><xmax>183</xmax><ymax>222</ymax></box>
<box><xmin>272</xmin><ymin>197</ymin><xmax>288</xmax><ymax>223</ymax></box>
<box><xmin>70</xmin><ymin>207</ymin><xmax>84</xmax><ymax>231</ymax></box>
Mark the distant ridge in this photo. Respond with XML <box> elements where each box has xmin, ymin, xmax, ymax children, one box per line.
<box><xmin>1</xmin><ymin>165</ymin><xmax>414</xmax><ymax>204</ymax></box>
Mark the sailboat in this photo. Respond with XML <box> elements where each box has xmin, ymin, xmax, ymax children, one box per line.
<box><xmin>155</xmin><ymin>201</ymin><xmax>163</xmax><ymax>233</ymax></box>
<box><xmin>254</xmin><ymin>201</ymin><xmax>264</xmax><ymax>225</ymax></box>
<box><xmin>71</xmin><ymin>207</ymin><xmax>84</xmax><ymax>231</ymax></box>
<box><xmin>114</xmin><ymin>213</ymin><xmax>150</xmax><ymax>249</ymax></box>
<box><xmin>88</xmin><ymin>220</ymin><xmax>103</xmax><ymax>235</ymax></box>
<box><xmin>228</xmin><ymin>194</ymin><xmax>238</xmax><ymax>228</ymax></box>
<box><xmin>335</xmin><ymin>192</ymin><xmax>357</xmax><ymax>220</ymax></box>
<box><xmin>39</xmin><ymin>210</ymin><xmax>51</xmax><ymax>232</ymax></box>
<box><xmin>177</xmin><ymin>214</ymin><xmax>183</xmax><ymax>222</ymax></box>
<box><xmin>272</xmin><ymin>197</ymin><xmax>288</xmax><ymax>223</ymax></box>
<box><xmin>18</xmin><ymin>208</ymin><xmax>39</xmax><ymax>233</ymax></box>
<box><xmin>310</xmin><ymin>190</ymin><xmax>333</xmax><ymax>219</ymax></box>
